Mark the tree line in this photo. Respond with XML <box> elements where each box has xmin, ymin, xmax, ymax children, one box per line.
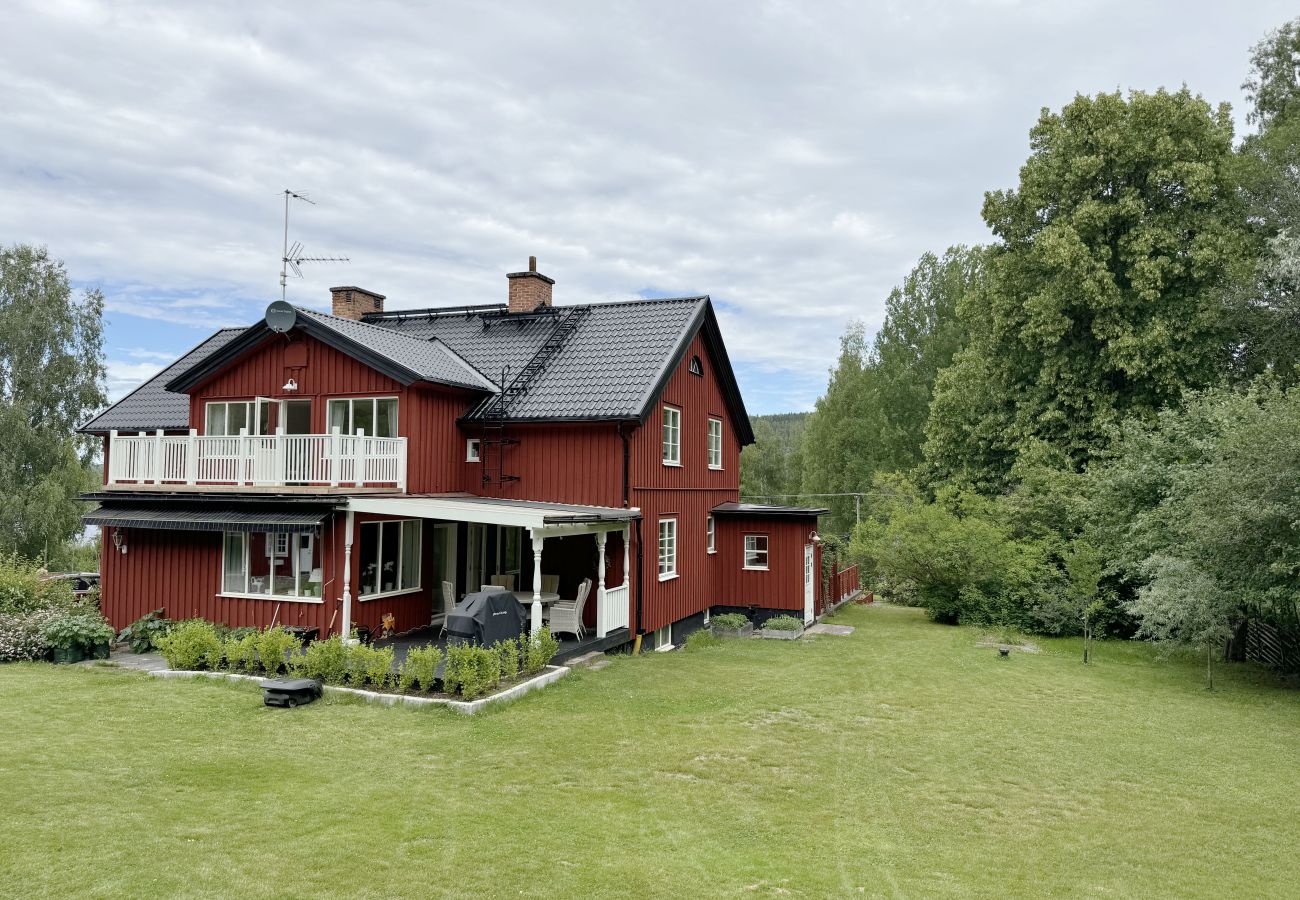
<box><xmin>741</xmin><ymin>20</ymin><xmax>1300</xmax><ymax>681</ymax></box>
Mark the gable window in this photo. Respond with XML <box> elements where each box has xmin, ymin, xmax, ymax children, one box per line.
<box><xmin>466</xmin><ymin>438</ymin><xmax>481</xmax><ymax>462</ymax></box>
<box><xmin>327</xmin><ymin>397</ymin><xmax>399</xmax><ymax>438</ymax></box>
<box><xmin>689</xmin><ymin>355</ymin><xmax>703</xmax><ymax>377</ymax></box>
<box><xmin>358</xmin><ymin>519</ymin><xmax>422</xmax><ymax>598</ymax></box>
<box><xmin>662</xmin><ymin>405</ymin><xmax>681</xmax><ymax>466</ymax></box>
<box><xmin>206</xmin><ymin>401</ymin><xmax>269</xmax><ymax>436</ymax></box>
<box><xmin>221</xmin><ymin>531</ymin><xmax>320</xmax><ymax>599</ymax></box>
<box><xmin>658</xmin><ymin>517</ymin><xmax>677</xmax><ymax>580</ymax></box>
<box><xmin>707</xmin><ymin>417</ymin><xmax>723</xmax><ymax>469</ymax></box>
<box><xmin>743</xmin><ymin>534</ymin><xmax>769</xmax><ymax>570</ymax></box>
<box><xmin>706</xmin><ymin>515</ymin><xmax>715</xmax><ymax>554</ymax></box>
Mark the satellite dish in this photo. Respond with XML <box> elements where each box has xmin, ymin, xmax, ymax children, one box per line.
<box><xmin>265</xmin><ymin>300</ymin><xmax>297</xmax><ymax>333</ymax></box>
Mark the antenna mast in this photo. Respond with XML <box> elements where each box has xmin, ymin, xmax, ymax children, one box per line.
<box><xmin>279</xmin><ymin>189</ymin><xmax>349</xmax><ymax>300</ymax></box>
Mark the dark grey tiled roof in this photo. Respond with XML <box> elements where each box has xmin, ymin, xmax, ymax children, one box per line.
<box><xmin>82</xmin><ymin>504</ymin><xmax>333</xmax><ymax>532</ymax></box>
<box><xmin>294</xmin><ymin>308</ymin><xmax>496</xmax><ymax>391</ymax></box>
<box><xmin>711</xmin><ymin>502</ymin><xmax>827</xmax><ymax>517</ymax></box>
<box><xmin>80</xmin><ymin>329</ymin><xmax>244</xmax><ymax>433</ymax></box>
<box><xmin>366</xmin><ymin>297</ymin><xmax>707</xmax><ymax>420</ymax></box>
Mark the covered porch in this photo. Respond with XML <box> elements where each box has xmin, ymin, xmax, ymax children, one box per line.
<box><xmin>342</xmin><ymin>494</ymin><xmax>638</xmax><ymax>647</ymax></box>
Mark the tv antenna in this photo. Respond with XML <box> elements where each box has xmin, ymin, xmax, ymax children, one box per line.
<box><xmin>279</xmin><ymin>189</ymin><xmax>349</xmax><ymax>300</ymax></box>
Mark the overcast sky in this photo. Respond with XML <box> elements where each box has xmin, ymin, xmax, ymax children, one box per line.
<box><xmin>2</xmin><ymin>1</ymin><xmax>1292</xmax><ymax>414</ymax></box>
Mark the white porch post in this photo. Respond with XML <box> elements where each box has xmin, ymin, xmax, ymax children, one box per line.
<box><xmin>596</xmin><ymin>531</ymin><xmax>608</xmax><ymax>638</ymax></box>
<box><xmin>341</xmin><ymin>508</ymin><xmax>355</xmax><ymax>643</ymax></box>
<box><xmin>622</xmin><ymin>524</ymin><xmax>630</xmax><ymax>591</ymax></box>
<box><xmin>185</xmin><ymin>428</ymin><xmax>198</xmax><ymax>485</ymax></box>
<box><xmin>530</xmin><ymin>530</ymin><xmax>544</xmax><ymax>635</ymax></box>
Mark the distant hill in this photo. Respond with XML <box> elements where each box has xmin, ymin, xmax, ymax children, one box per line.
<box><xmin>750</xmin><ymin>412</ymin><xmax>809</xmax><ymax>449</ymax></box>
<box><xmin>740</xmin><ymin>412</ymin><xmax>809</xmax><ymax>501</ymax></box>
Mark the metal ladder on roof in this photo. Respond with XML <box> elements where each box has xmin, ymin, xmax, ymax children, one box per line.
<box><xmin>480</xmin><ymin>305</ymin><xmax>591</xmax><ymax>489</ymax></box>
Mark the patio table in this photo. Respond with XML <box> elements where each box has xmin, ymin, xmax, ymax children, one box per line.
<box><xmin>512</xmin><ymin>590</ymin><xmax>561</xmax><ymax>635</ymax></box>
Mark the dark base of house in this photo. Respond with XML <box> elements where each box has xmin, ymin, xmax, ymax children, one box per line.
<box><xmin>710</xmin><ymin>605</ymin><xmax>807</xmax><ymax>628</ymax></box>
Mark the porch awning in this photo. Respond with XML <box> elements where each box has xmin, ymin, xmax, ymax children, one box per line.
<box><xmin>82</xmin><ymin>505</ymin><xmax>333</xmax><ymax>533</ymax></box>
<box><xmin>346</xmin><ymin>494</ymin><xmax>638</xmax><ymax>533</ymax></box>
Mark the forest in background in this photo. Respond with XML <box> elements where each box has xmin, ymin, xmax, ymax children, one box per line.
<box><xmin>740</xmin><ymin>19</ymin><xmax>1300</xmax><ymax>681</ymax></box>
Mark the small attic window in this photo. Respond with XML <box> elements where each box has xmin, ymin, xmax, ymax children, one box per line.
<box><xmin>689</xmin><ymin>355</ymin><xmax>703</xmax><ymax>377</ymax></box>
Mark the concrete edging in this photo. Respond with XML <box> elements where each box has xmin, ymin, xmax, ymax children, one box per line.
<box><xmin>148</xmin><ymin>664</ymin><xmax>570</xmax><ymax>715</ymax></box>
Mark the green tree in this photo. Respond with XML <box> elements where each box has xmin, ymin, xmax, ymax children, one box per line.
<box><xmin>925</xmin><ymin>89</ymin><xmax>1252</xmax><ymax>487</ymax></box>
<box><xmin>0</xmin><ymin>245</ymin><xmax>106</xmax><ymax>561</ymax></box>
<box><xmin>1242</xmin><ymin>19</ymin><xmax>1300</xmax><ymax>130</ymax></box>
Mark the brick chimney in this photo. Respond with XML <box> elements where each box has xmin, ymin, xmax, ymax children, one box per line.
<box><xmin>330</xmin><ymin>286</ymin><xmax>385</xmax><ymax>320</ymax></box>
<box><xmin>506</xmin><ymin>256</ymin><xmax>554</xmax><ymax>313</ymax></box>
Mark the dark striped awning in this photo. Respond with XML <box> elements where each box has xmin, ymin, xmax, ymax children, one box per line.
<box><xmin>82</xmin><ymin>505</ymin><xmax>332</xmax><ymax>533</ymax></box>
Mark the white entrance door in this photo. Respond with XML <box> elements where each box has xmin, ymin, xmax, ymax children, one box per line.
<box><xmin>804</xmin><ymin>543</ymin><xmax>816</xmax><ymax>624</ymax></box>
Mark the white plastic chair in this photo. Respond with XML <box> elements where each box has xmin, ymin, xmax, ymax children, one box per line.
<box><xmin>435</xmin><ymin>581</ymin><xmax>456</xmax><ymax>636</ymax></box>
<box><xmin>547</xmin><ymin>578</ymin><xmax>591</xmax><ymax>641</ymax></box>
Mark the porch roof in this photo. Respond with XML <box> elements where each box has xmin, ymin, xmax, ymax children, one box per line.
<box><xmin>346</xmin><ymin>493</ymin><xmax>638</xmax><ymax>531</ymax></box>
<box><xmin>82</xmin><ymin>504</ymin><xmax>334</xmax><ymax>532</ymax></box>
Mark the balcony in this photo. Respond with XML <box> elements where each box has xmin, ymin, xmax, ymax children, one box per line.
<box><xmin>106</xmin><ymin>429</ymin><xmax>407</xmax><ymax>492</ymax></box>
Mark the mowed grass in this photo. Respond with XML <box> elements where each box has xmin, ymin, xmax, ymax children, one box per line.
<box><xmin>2</xmin><ymin>605</ymin><xmax>1298</xmax><ymax>899</ymax></box>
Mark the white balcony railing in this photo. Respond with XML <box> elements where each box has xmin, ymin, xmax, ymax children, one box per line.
<box><xmin>599</xmin><ymin>584</ymin><xmax>630</xmax><ymax>637</ymax></box>
<box><xmin>106</xmin><ymin>428</ymin><xmax>407</xmax><ymax>491</ymax></box>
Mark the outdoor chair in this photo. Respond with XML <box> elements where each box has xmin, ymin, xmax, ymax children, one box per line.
<box><xmin>547</xmin><ymin>578</ymin><xmax>591</xmax><ymax>641</ymax></box>
<box><xmin>435</xmin><ymin>580</ymin><xmax>456</xmax><ymax>636</ymax></box>
<box><xmin>541</xmin><ymin>574</ymin><xmax>560</xmax><ymax>594</ymax></box>
<box><xmin>489</xmin><ymin>574</ymin><xmax>516</xmax><ymax>591</ymax></box>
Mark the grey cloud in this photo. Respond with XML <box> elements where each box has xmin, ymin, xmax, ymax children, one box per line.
<box><xmin>1</xmin><ymin>0</ymin><xmax>1293</xmax><ymax>411</ymax></box>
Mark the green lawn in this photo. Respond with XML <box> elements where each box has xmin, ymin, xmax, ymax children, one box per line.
<box><xmin>2</xmin><ymin>604</ymin><xmax>1298</xmax><ymax>899</ymax></box>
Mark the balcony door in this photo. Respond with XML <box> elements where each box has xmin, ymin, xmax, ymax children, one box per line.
<box><xmin>281</xmin><ymin>399</ymin><xmax>313</xmax><ymax>483</ymax></box>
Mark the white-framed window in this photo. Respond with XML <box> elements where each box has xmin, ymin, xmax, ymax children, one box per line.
<box><xmin>206</xmin><ymin>400</ymin><xmax>269</xmax><ymax>436</ymax></box>
<box><xmin>358</xmin><ymin>519</ymin><xmax>422</xmax><ymax>598</ymax></box>
<box><xmin>466</xmin><ymin>438</ymin><xmax>481</xmax><ymax>462</ymax></box>
<box><xmin>662</xmin><ymin>405</ymin><xmax>681</xmax><ymax>466</ymax></box>
<box><xmin>658</xmin><ymin>517</ymin><xmax>677</xmax><ymax>580</ymax></box>
<box><xmin>653</xmin><ymin>623</ymin><xmax>673</xmax><ymax>651</ymax></box>
<box><xmin>744</xmin><ymin>534</ymin><xmax>769</xmax><ymax>570</ymax></box>
<box><xmin>706</xmin><ymin>515</ymin><xmax>715</xmax><ymax>554</ymax></box>
<box><xmin>221</xmin><ymin>531</ymin><xmax>320</xmax><ymax>600</ymax></box>
<box><xmin>326</xmin><ymin>396</ymin><xmax>399</xmax><ymax>438</ymax></box>
<box><xmin>707</xmin><ymin>417</ymin><xmax>723</xmax><ymax>469</ymax></box>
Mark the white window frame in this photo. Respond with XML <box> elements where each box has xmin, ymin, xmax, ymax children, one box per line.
<box><xmin>658</xmin><ymin>517</ymin><xmax>677</xmax><ymax>581</ymax></box>
<box><xmin>358</xmin><ymin>519</ymin><xmax>423</xmax><ymax>600</ymax></box>
<box><xmin>743</xmin><ymin>534</ymin><xmax>769</xmax><ymax>571</ymax></box>
<box><xmin>707</xmin><ymin>417</ymin><xmax>723</xmax><ymax>469</ymax></box>
<box><xmin>466</xmin><ymin>438</ymin><xmax>481</xmax><ymax>462</ymax></box>
<box><xmin>219</xmin><ymin>531</ymin><xmax>321</xmax><ymax>603</ymax></box>
<box><xmin>325</xmin><ymin>396</ymin><xmax>400</xmax><ymax>438</ymax></box>
<box><xmin>653</xmin><ymin>623</ymin><xmax>674</xmax><ymax>651</ymax></box>
<box><xmin>662</xmin><ymin>405</ymin><xmax>681</xmax><ymax>466</ymax></box>
<box><xmin>706</xmin><ymin>515</ymin><xmax>716</xmax><ymax>554</ymax></box>
<box><xmin>205</xmin><ymin>400</ymin><xmax>257</xmax><ymax>436</ymax></box>
<box><xmin>267</xmin><ymin>532</ymin><xmax>289</xmax><ymax>558</ymax></box>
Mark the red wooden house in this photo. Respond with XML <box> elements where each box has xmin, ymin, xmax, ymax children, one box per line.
<box><xmin>80</xmin><ymin>260</ymin><xmax>826</xmax><ymax>657</ymax></box>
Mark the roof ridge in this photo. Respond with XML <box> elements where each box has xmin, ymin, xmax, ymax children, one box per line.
<box><xmin>361</xmin><ymin>295</ymin><xmax>707</xmax><ymax>322</ymax></box>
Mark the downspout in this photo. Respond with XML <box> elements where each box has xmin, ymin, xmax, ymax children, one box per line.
<box><xmin>618</xmin><ymin>422</ymin><xmax>630</xmax><ymax>509</ymax></box>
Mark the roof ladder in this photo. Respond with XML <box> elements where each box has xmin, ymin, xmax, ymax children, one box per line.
<box><xmin>480</xmin><ymin>306</ymin><xmax>591</xmax><ymax>489</ymax></box>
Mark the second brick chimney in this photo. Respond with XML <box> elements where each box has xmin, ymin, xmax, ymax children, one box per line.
<box><xmin>507</xmin><ymin>256</ymin><xmax>554</xmax><ymax>313</ymax></box>
<box><xmin>330</xmin><ymin>286</ymin><xmax>385</xmax><ymax>321</ymax></box>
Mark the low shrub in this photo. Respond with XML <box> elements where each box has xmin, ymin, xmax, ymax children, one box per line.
<box><xmin>397</xmin><ymin>644</ymin><xmax>442</xmax><ymax>693</ymax></box>
<box><xmin>444</xmin><ymin>642</ymin><xmax>501</xmax><ymax>698</ymax></box>
<box><xmin>763</xmin><ymin>615</ymin><xmax>803</xmax><ymax>632</ymax></box>
<box><xmin>0</xmin><ymin>608</ymin><xmax>60</xmax><ymax>661</ymax></box>
<box><xmin>684</xmin><ymin>629</ymin><xmax>721</xmax><ymax>651</ymax></box>
<box><xmin>0</xmin><ymin>554</ymin><xmax>79</xmax><ymax>616</ymax></box>
<box><xmin>224</xmin><ymin>632</ymin><xmax>260</xmax><ymax>674</ymax></box>
<box><xmin>292</xmin><ymin>635</ymin><xmax>349</xmax><ymax>684</ymax></box>
<box><xmin>347</xmin><ymin>642</ymin><xmax>395</xmax><ymax>689</ymax></box>
<box><xmin>496</xmin><ymin>635</ymin><xmax>521</xmax><ymax>681</ymax></box>
<box><xmin>522</xmin><ymin>627</ymin><xmax>559</xmax><ymax>676</ymax></box>
<box><xmin>117</xmin><ymin>609</ymin><xmax>172</xmax><ymax>653</ymax></box>
<box><xmin>710</xmin><ymin>613</ymin><xmax>749</xmax><ymax>631</ymax></box>
<box><xmin>155</xmin><ymin>619</ymin><xmax>223</xmax><ymax>671</ymax></box>
<box><xmin>255</xmin><ymin>626</ymin><xmax>300</xmax><ymax>676</ymax></box>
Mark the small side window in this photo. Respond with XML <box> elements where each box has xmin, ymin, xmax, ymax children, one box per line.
<box><xmin>467</xmin><ymin>438</ymin><xmax>481</xmax><ymax>462</ymax></box>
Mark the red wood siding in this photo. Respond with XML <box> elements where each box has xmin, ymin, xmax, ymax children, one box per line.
<box><xmin>629</xmin><ymin>331</ymin><xmax>745</xmax><ymax>632</ymax></box>
<box><xmin>710</xmin><ymin>517</ymin><xmax>819</xmax><ymax>614</ymax></box>
<box><xmin>466</xmin><ymin>422</ymin><xmax>625</xmax><ymax>506</ymax></box>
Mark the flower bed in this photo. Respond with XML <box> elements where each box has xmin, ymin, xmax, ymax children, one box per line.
<box><xmin>759</xmin><ymin>615</ymin><xmax>805</xmax><ymax>640</ymax></box>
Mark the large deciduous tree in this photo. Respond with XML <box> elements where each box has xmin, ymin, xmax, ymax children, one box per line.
<box><xmin>924</xmin><ymin>89</ymin><xmax>1252</xmax><ymax>487</ymax></box>
<box><xmin>0</xmin><ymin>245</ymin><xmax>106</xmax><ymax>561</ymax></box>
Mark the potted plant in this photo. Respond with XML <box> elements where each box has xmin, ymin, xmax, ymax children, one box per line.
<box><xmin>42</xmin><ymin>613</ymin><xmax>116</xmax><ymax>663</ymax></box>
<box><xmin>759</xmin><ymin>615</ymin><xmax>805</xmax><ymax>641</ymax></box>
<box><xmin>709</xmin><ymin>613</ymin><xmax>753</xmax><ymax>638</ymax></box>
